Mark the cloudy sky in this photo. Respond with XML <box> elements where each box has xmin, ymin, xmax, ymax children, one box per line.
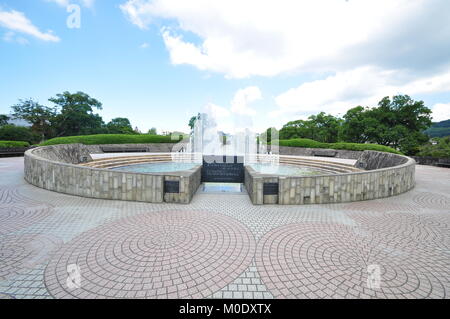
<box><xmin>0</xmin><ymin>0</ymin><xmax>449</xmax><ymax>133</ymax></box>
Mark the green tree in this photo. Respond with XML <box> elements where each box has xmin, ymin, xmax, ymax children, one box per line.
<box><xmin>279</xmin><ymin>113</ymin><xmax>341</xmax><ymax>143</ymax></box>
<box><xmin>11</xmin><ymin>99</ymin><xmax>56</xmax><ymax>141</ymax></box>
<box><xmin>260</xmin><ymin>127</ymin><xmax>279</xmax><ymax>143</ymax></box>
<box><xmin>370</xmin><ymin>95</ymin><xmax>432</xmax><ymax>152</ymax></box>
<box><xmin>308</xmin><ymin>112</ymin><xmax>342</xmax><ymax>143</ymax></box>
<box><xmin>0</xmin><ymin>125</ymin><xmax>39</xmax><ymax>144</ymax></box>
<box><xmin>417</xmin><ymin>136</ymin><xmax>450</xmax><ymax>158</ymax></box>
<box><xmin>49</xmin><ymin>91</ymin><xmax>105</xmax><ymax>137</ymax></box>
<box><xmin>341</xmin><ymin>95</ymin><xmax>432</xmax><ymax>154</ymax></box>
<box><xmin>279</xmin><ymin>119</ymin><xmax>312</xmax><ymax>140</ymax></box>
<box><xmin>148</xmin><ymin>127</ymin><xmax>157</xmax><ymax>135</ymax></box>
<box><xmin>189</xmin><ymin>114</ymin><xmax>200</xmax><ymax>130</ymax></box>
<box><xmin>106</xmin><ymin>118</ymin><xmax>135</xmax><ymax>134</ymax></box>
<box><xmin>0</xmin><ymin>115</ymin><xmax>9</xmax><ymax>126</ymax></box>
<box><xmin>341</xmin><ymin>106</ymin><xmax>372</xmax><ymax>143</ymax></box>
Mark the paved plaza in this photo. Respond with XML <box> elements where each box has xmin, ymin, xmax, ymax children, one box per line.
<box><xmin>0</xmin><ymin>156</ymin><xmax>449</xmax><ymax>299</ymax></box>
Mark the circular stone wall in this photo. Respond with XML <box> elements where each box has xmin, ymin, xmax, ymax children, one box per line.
<box><xmin>24</xmin><ymin>144</ymin><xmax>415</xmax><ymax>205</ymax></box>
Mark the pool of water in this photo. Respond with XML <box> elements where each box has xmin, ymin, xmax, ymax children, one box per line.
<box><xmin>111</xmin><ymin>161</ymin><xmax>328</xmax><ymax>176</ymax></box>
<box><xmin>249</xmin><ymin>163</ymin><xmax>327</xmax><ymax>176</ymax></box>
<box><xmin>201</xmin><ymin>183</ymin><xmax>245</xmax><ymax>194</ymax></box>
<box><xmin>111</xmin><ymin>162</ymin><xmax>198</xmax><ymax>173</ymax></box>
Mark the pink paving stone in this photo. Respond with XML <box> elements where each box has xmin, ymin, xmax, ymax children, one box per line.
<box><xmin>43</xmin><ymin>210</ymin><xmax>256</xmax><ymax>299</ymax></box>
<box><xmin>0</xmin><ymin>157</ymin><xmax>449</xmax><ymax>299</ymax></box>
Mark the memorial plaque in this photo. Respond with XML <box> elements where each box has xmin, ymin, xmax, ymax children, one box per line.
<box><xmin>263</xmin><ymin>183</ymin><xmax>279</xmax><ymax>195</ymax></box>
<box><xmin>164</xmin><ymin>181</ymin><xmax>180</xmax><ymax>193</ymax></box>
<box><xmin>202</xmin><ymin>155</ymin><xmax>244</xmax><ymax>183</ymax></box>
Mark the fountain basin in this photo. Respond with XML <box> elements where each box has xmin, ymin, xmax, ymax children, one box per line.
<box><xmin>24</xmin><ymin>144</ymin><xmax>416</xmax><ymax>205</ymax></box>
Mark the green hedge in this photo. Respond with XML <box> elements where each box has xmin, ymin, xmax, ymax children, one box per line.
<box><xmin>0</xmin><ymin>141</ymin><xmax>30</xmax><ymax>149</ymax></box>
<box><xmin>274</xmin><ymin>138</ymin><xmax>402</xmax><ymax>154</ymax></box>
<box><xmin>417</xmin><ymin>137</ymin><xmax>450</xmax><ymax>158</ymax></box>
<box><xmin>40</xmin><ymin>134</ymin><xmax>182</xmax><ymax>146</ymax></box>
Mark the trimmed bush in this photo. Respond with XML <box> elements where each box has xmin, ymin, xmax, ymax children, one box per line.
<box><xmin>0</xmin><ymin>141</ymin><xmax>30</xmax><ymax>149</ymax></box>
<box><xmin>40</xmin><ymin>134</ymin><xmax>182</xmax><ymax>146</ymax></box>
<box><xmin>274</xmin><ymin>138</ymin><xmax>402</xmax><ymax>154</ymax></box>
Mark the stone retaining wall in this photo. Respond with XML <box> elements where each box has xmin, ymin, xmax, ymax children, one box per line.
<box><xmin>24</xmin><ymin>144</ymin><xmax>201</xmax><ymax>204</ymax></box>
<box><xmin>245</xmin><ymin>151</ymin><xmax>415</xmax><ymax>205</ymax></box>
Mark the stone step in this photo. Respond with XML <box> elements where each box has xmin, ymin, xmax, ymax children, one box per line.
<box><xmin>278</xmin><ymin>160</ymin><xmax>359</xmax><ymax>173</ymax></box>
<box><xmin>85</xmin><ymin>158</ymin><xmax>172</xmax><ymax>168</ymax></box>
<box><xmin>265</xmin><ymin>155</ymin><xmax>357</xmax><ymax>169</ymax></box>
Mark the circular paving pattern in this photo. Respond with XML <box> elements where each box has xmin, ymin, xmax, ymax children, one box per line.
<box><xmin>0</xmin><ymin>187</ymin><xmax>48</xmax><ymax>207</ymax></box>
<box><xmin>342</xmin><ymin>200</ymin><xmax>420</xmax><ymax>213</ymax></box>
<box><xmin>256</xmin><ymin>223</ymin><xmax>449</xmax><ymax>299</ymax></box>
<box><xmin>413</xmin><ymin>192</ymin><xmax>450</xmax><ymax>210</ymax></box>
<box><xmin>348</xmin><ymin>211</ymin><xmax>450</xmax><ymax>250</ymax></box>
<box><xmin>44</xmin><ymin>210</ymin><xmax>256</xmax><ymax>299</ymax></box>
<box><xmin>0</xmin><ymin>234</ymin><xmax>62</xmax><ymax>280</ymax></box>
<box><xmin>0</xmin><ymin>204</ymin><xmax>54</xmax><ymax>235</ymax></box>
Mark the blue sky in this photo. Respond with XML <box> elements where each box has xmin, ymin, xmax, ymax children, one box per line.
<box><xmin>1</xmin><ymin>0</ymin><xmax>449</xmax><ymax>134</ymax></box>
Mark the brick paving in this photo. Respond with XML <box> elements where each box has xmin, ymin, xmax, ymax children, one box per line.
<box><xmin>0</xmin><ymin>157</ymin><xmax>449</xmax><ymax>299</ymax></box>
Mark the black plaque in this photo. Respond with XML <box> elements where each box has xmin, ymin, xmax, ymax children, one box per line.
<box><xmin>201</xmin><ymin>155</ymin><xmax>244</xmax><ymax>183</ymax></box>
<box><xmin>263</xmin><ymin>183</ymin><xmax>279</xmax><ymax>195</ymax></box>
<box><xmin>164</xmin><ymin>181</ymin><xmax>180</xmax><ymax>194</ymax></box>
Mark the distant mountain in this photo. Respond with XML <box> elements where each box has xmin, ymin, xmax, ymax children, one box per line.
<box><xmin>0</xmin><ymin>114</ymin><xmax>31</xmax><ymax>127</ymax></box>
<box><xmin>425</xmin><ymin>119</ymin><xmax>450</xmax><ymax>138</ymax></box>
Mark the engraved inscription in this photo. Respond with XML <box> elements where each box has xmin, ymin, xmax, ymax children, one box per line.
<box><xmin>202</xmin><ymin>155</ymin><xmax>244</xmax><ymax>183</ymax></box>
<box><xmin>263</xmin><ymin>183</ymin><xmax>279</xmax><ymax>195</ymax></box>
<box><xmin>164</xmin><ymin>181</ymin><xmax>180</xmax><ymax>194</ymax></box>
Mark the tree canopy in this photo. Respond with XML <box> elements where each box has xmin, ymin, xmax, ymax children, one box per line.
<box><xmin>49</xmin><ymin>91</ymin><xmax>105</xmax><ymax>137</ymax></box>
<box><xmin>0</xmin><ymin>115</ymin><xmax>9</xmax><ymax>126</ymax></box>
<box><xmin>106</xmin><ymin>117</ymin><xmax>135</xmax><ymax>134</ymax></box>
<box><xmin>417</xmin><ymin>136</ymin><xmax>450</xmax><ymax>158</ymax></box>
<box><xmin>11</xmin><ymin>99</ymin><xmax>56</xmax><ymax>141</ymax></box>
<box><xmin>8</xmin><ymin>91</ymin><xmax>142</xmax><ymax>142</ymax></box>
<box><xmin>279</xmin><ymin>112</ymin><xmax>342</xmax><ymax>143</ymax></box>
<box><xmin>278</xmin><ymin>95</ymin><xmax>433</xmax><ymax>155</ymax></box>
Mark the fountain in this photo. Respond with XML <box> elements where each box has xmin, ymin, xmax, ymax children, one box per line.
<box><xmin>186</xmin><ymin>108</ymin><xmax>267</xmax><ymax>166</ymax></box>
<box><xmin>24</xmin><ymin>105</ymin><xmax>416</xmax><ymax>205</ymax></box>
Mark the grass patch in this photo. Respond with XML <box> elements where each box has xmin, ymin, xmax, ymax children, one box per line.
<box><xmin>40</xmin><ymin>134</ymin><xmax>182</xmax><ymax>146</ymax></box>
<box><xmin>0</xmin><ymin>141</ymin><xmax>30</xmax><ymax>149</ymax></box>
<box><xmin>274</xmin><ymin>138</ymin><xmax>402</xmax><ymax>154</ymax></box>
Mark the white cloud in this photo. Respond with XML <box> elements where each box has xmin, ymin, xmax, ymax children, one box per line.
<box><xmin>204</xmin><ymin>102</ymin><xmax>230</xmax><ymax>119</ymax></box>
<box><xmin>81</xmin><ymin>0</ymin><xmax>95</xmax><ymax>8</ymax></box>
<box><xmin>3</xmin><ymin>31</ymin><xmax>29</xmax><ymax>45</ymax></box>
<box><xmin>0</xmin><ymin>9</ymin><xmax>59</xmax><ymax>42</ymax></box>
<box><xmin>199</xmin><ymin>87</ymin><xmax>263</xmax><ymax>133</ymax></box>
<box><xmin>230</xmin><ymin>86</ymin><xmax>261</xmax><ymax>116</ymax></box>
<box><xmin>45</xmin><ymin>0</ymin><xmax>70</xmax><ymax>7</ymax></box>
<box><xmin>431</xmin><ymin>103</ymin><xmax>450</xmax><ymax>122</ymax></box>
<box><xmin>273</xmin><ymin>66</ymin><xmax>450</xmax><ymax>118</ymax></box>
<box><xmin>140</xmin><ymin>42</ymin><xmax>149</xmax><ymax>48</ymax></box>
<box><xmin>120</xmin><ymin>0</ymin><xmax>450</xmax><ymax>124</ymax></box>
<box><xmin>119</xmin><ymin>0</ymin><xmax>448</xmax><ymax>78</ymax></box>
<box><xmin>45</xmin><ymin>0</ymin><xmax>95</xmax><ymax>8</ymax></box>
